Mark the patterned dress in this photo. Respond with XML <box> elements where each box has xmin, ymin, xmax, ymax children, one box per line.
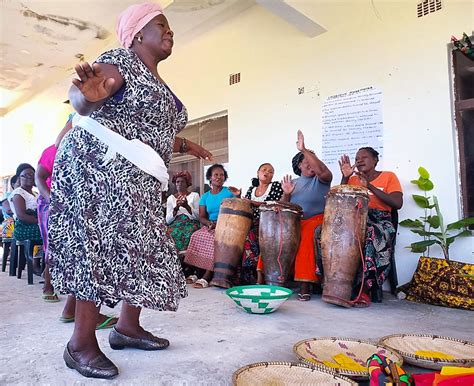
<box><xmin>48</xmin><ymin>48</ymin><xmax>188</xmax><ymax>310</ymax></box>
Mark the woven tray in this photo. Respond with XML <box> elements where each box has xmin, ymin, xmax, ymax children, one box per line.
<box><xmin>293</xmin><ymin>337</ymin><xmax>403</xmax><ymax>380</ymax></box>
<box><xmin>379</xmin><ymin>334</ymin><xmax>474</xmax><ymax>370</ymax></box>
<box><xmin>232</xmin><ymin>361</ymin><xmax>356</xmax><ymax>385</ymax></box>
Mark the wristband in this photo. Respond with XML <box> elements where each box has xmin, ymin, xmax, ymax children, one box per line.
<box><xmin>179</xmin><ymin>137</ymin><xmax>188</xmax><ymax>153</ymax></box>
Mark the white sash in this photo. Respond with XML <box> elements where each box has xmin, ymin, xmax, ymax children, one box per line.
<box><xmin>76</xmin><ymin>116</ymin><xmax>169</xmax><ymax>191</ymax></box>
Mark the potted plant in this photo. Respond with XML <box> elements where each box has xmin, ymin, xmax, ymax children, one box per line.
<box><xmin>398</xmin><ymin>167</ymin><xmax>474</xmax><ymax>310</ymax></box>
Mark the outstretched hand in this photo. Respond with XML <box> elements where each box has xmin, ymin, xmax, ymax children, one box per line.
<box><xmin>296</xmin><ymin>130</ymin><xmax>306</xmax><ymax>152</ymax></box>
<box><xmin>338</xmin><ymin>154</ymin><xmax>356</xmax><ymax>178</ymax></box>
<box><xmin>72</xmin><ymin>62</ymin><xmax>115</xmax><ymax>102</ymax></box>
<box><xmin>281</xmin><ymin>175</ymin><xmax>296</xmax><ymax>195</ymax></box>
<box><xmin>186</xmin><ymin>141</ymin><xmax>213</xmax><ymax>161</ymax></box>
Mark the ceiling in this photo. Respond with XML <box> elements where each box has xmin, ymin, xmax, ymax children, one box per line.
<box><xmin>0</xmin><ymin>0</ymin><xmax>326</xmax><ymax>116</ymax></box>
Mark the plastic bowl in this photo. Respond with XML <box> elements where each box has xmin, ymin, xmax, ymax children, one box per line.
<box><xmin>225</xmin><ymin>285</ymin><xmax>293</xmax><ymax>314</ymax></box>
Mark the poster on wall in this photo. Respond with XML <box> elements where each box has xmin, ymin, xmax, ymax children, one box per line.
<box><xmin>321</xmin><ymin>86</ymin><xmax>383</xmax><ymax>170</ymax></box>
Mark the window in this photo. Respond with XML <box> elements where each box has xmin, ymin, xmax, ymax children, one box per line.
<box><xmin>452</xmin><ymin>44</ymin><xmax>474</xmax><ymax>219</ymax></box>
<box><xmin>169</xmin><ymin>112</ymin><xmax>228</xmax><ymax>195</ymax></box>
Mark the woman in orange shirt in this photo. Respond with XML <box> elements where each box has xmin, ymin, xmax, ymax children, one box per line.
<box><xmin>339</xmin><ymin>147</ymin><xmax>403</xmax><ymax>307</ymax></box>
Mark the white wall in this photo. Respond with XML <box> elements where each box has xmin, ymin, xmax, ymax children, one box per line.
<box><xmin>1</xmin><ymin>0</ymin><xmax>473</xmax><ymax>284</ymax></box>
<box><xmin>160</xmin><ymin>0</ymin><xmax>474</xmax><ymax>284</ymax></box>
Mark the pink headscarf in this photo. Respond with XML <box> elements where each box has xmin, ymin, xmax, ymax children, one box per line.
<box><xmin>116</xmin><ymin>2</ymin><xmax>164</xmax><ymax>48</ymax></box>
<box><xmin>172</xmin><ymin>171</ymin><xmax>192</xmax><ymax>187</ymax></box>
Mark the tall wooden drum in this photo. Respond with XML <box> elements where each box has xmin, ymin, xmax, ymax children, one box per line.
<box><xmin>321</xmin><ymin>185</ymin><xmax>369</xmax><ymax>307</ymax></box>
<box><xmin>259</xmin><ymin>201</ymin><xmax>302</xmax><ymax>286</ymax></box>
<box><xmin>211</xmin><ymin>198</ymin><xmax>253</xmax><ymax>289</ymax></box>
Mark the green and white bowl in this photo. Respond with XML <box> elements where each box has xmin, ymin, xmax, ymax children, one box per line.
<box><xmin>226</xmin><ymin>285</ymin><xmax>293</xmax><ymax>314</ymax></box>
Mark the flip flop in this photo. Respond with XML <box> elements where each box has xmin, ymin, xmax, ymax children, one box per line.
<box><xmin>298</xmin><ymin>293</ymin><xmax>312</xmax><ymax>302</ymax></box>
<box><xmin>193</xmin><ymin>278</ymin><xmax>209</xmax><ymax>289</ymax></box>
<box><xmin>96</xmin><ymin>316</ymin><xmax>118</xmax><ymax>330</ymax></box>
<box><xmin>42</xmin><ymin>293</ymin><xmax>60</xmax><ymax>303</ymax></box>
<box><xmin>59</xmin><ymin>316</ymin><xmax>75</xmax><ymax>323</ymax></box>
<box><xmin>353</xmin><ymin>292</ymin><xmax>371</xmax><ymax>308</ymax></box>
<box><xmin>186</xmin><ymin>274</ymin><xmax>198</xmax><ymax>284</ymax></box>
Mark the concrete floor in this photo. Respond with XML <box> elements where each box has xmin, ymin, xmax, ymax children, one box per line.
<box><xmin>0</xmin><ymin>268</ymin><xmax>473</xmax><ymax>385</ymax></box>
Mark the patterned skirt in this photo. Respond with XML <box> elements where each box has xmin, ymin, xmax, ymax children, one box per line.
<box><xmin>168</xmin><ymin>214</ymin><xmax>201</xmax><ymax>252</ymax></box>
<box><xmin>360</xmin><ymin>209</ymin><xmax>395</xmax><ymax>289</ymax></box>
<box><xmin>240</xmin><ymin>225</ymin><xmax>260</xmax><ymax>285</ymax></box>
<box><xmin>13</xmin><ymin>219</ymin><xmax>42</xmax><ymax>242</ymax></box>
<box><xmin>48</xmin><ymin>128</ymin><xmax>187</xmax><ymax>310</ymax></box>
<box><xmin>184</xmin><ymin>227</ymin><xmax>215</xmax><ymax>271</ymax></box>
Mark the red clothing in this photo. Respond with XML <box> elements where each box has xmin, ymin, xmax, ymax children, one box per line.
<box><xmin>294</xmin><ymin>214</ymin><xmax>324</xmax><ymax>282</ymax></box>
<box><xmin>257</xmin><ymin>213</ymin><xmax>324</xmax><ymax>283</ymax></box>
<box><xmin>348</xmin><ymin>171</ymin><xmax>402</xmax><ymax>212</ymax></box>
<box><xmin>37</xmin><ymin>144</ymin><xmax>57</xmax><ymax>189</ymax></box>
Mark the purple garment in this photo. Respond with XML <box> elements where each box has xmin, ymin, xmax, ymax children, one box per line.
<box><xmin>37</xmin><ymin>195</ymin><xmax>50</xmax><ymax>263</ymax></box>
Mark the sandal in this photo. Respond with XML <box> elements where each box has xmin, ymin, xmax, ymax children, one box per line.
<box><xmin>42</xmin><ymin>293</ymin><xmax>60</xmax><ymax>303</ymax></box>
<box><xmin>96</xmin><ymin>316</ymin><xmax>118</xmax><ymax>330</ymax></box>
<box><xmin>186</xmin><ymin>274</ymin><xmax>198</xmax><ymax>284</ymax></box>
<box><xmin>298</xmin><ymin>293</ymin><xmax>312</xmax><ymax>302</ymax></box>
<box><xmin>193</xmin><ymin>278</ymin><xmax>209</xmax><ymax>289</ymax></box>
<box><xmin>353</xmin><ymin>292</ymin><xmax>371</xmax><ymax>308</ymax></box>
<box><xmin>59</xmin><ymin>315</ymin><xmax>75</xmax><ymax>323</ymax></box>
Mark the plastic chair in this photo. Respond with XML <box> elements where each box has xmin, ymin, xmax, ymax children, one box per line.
<box><xmin>2</xmin><ymin>237</ymin><xmax>14</xmax><ymax>272</ymax></box>
<box><xmin>16</xmin><ymin>239</ymin><xmax>43</xmax><ymax>285</ymax></box>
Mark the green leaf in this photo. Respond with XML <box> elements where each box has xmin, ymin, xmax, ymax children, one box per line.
<box><xmin>408</xmin><ymin>244</ymin><xmax>427</xmax><ymax>253</ymax></box>
<box><xmin>428</xmin><ymin>215</ymin><xmax>440</xmax><ymax>228</ymax></box>
<box><xmin>399</xmin><ymin>219</ymin><xmax>424</xmax><ymax>228</ymax></box>
<box><xmin>410</xmin><ymin>240</ymin><xmax>438</xmax><ymax>248</ymax></box>
<box><xmin>412</xmin><ymin>194</ymin><xmax>430</xmax><ymax>208</ymax></box>
<box><xmin>418</xmin><ymin>178</ymin><xmax>434</xmax><ymax>191</ymax></box>
<box><xmin>410</xmin><ymin>229</ymin><xmax>443</xmax><ymax>238</ymax></box>
<box><xmin>447</xmin><ymin>217</ymin><xmax>474</xmax><ymax>230</ymax></box>
<box><xmin>446</xmin><ymin>230</ymin><xmax>472</xmax><ymax>246</ymax></box>
<box><xmin>418</xmin><ymin>166</ymin><xmax>430</xmax><ymax>179</ymax></box>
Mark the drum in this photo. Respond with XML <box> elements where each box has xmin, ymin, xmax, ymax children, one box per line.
<box><xmin>211</xmin><ymin>198</ymin><xmax>253</xmax><ymax>289</ymax></box>
<box><xmin>320</xmin><ymin>185</ymin><xmax>369</xmax><ymax>307</ymax></box>
<box><xmin>259</xmin><ymin>201</ymin><xmax>302</xmax><ymax>286</ymax></box>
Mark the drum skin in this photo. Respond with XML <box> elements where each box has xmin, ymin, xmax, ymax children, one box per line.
<box><xmin>259</xmin><ymin>201</ymin><xmax>302</xmax><ymax>286</ymax></box>
<box><xmin>211</xmin><ymin>198</ymin><xmax>253</xmax><ymax>289</ymax></box>
<box><xmin>321</xmin><ymin>185</ymin><xmax>369</xmax><ymax>307</ymax></box>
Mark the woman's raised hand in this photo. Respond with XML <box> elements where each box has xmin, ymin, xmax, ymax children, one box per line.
<box><xmin>281</xmin><ymin>175</ymin><xmax>295</xmax><ymax>195</ymax></box>
<box><xmin>338</xmin><ymin>154</ymin><xmax>355</xmax><ymax>178</ymax></box>
<box><xmin>296</xmin><ymin>129</ymin><xmax>306</xmax><ymax>152</ymax></box>
<box><xmin>72</xmin><ymin>62</ymin><xmax>115</xmax><ymax>102</ymax></box>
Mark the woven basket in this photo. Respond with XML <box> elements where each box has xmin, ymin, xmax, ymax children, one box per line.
<box><xmin>379</xmin><ymin>334</ymin><xmax>474</xmax><ymax>370</ymax></box>
<box><xmin>226</xmin><ymin>285</ymin><xmax>292</xmax><ymax>314</ymax></box>
<box><xmin>293</xmin><ymin>337</ymin><xmax>403</xmax><ymax>380</ymax></box>
<box><xmin>232</xmin><ymin>361</ymin><xmax>357</xmax><ymax>385</ymax></box>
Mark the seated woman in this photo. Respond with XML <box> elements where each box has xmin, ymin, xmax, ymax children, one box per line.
<box><xmin>166</xmin><ymin>171</ymin><xmax>200</xmax><ymax>253</ymax></box>
<box><xmin>184</xmin><ymin>164</ymin><xmax>240</xmax><ymax>288</ymax></box>
<box><xmin>242</xmin><ymin>163</ymin><xmax>283</xmax><ymax>284</ymax></box>
<box><xmin>11</xmin><ymin>163</ymin><xmax>43</xmax><ymax>274</ymax></box>
<box><xmin>339</xmin><ymin>147</ymin><xmax>403</xmax><ymax>307</ymax></box>
<box><xmin>11</xmin><ymin>164</ymin><xmax>42</xmax><ymax>242</ymax></box>
<box><xmin>280</xmin><ymin>130</ymin><xmax>332</xmax><ymax>301</ymax></box>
